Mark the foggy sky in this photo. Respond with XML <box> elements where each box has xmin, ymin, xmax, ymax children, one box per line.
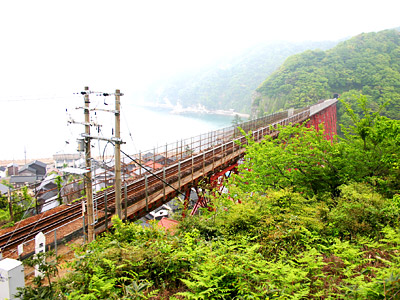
<box><xmin>1</xmin><ymin>0</ymin><xmax>399</xmax><ymax>160</ymax></box>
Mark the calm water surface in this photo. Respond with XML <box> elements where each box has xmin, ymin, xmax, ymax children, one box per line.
<box><xmin>1</xmin><ymin>100</ymin><xmax>235</xmax><ymax>160</ymax></box>
<box><xmin>121</xmin><ymin>105</ymin><xmax>234</xmax><ymax>155</ymax></box>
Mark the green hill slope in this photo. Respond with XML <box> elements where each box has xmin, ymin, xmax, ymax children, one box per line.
<box><xmin>252</xmin><ymin>29</ymin><xmax>400</xmax><ymax>119</ymax></box>
<box><xmin>145</xmin><ymin>41</ymin><xmax>336</xmax><ymax>113</ymax></box>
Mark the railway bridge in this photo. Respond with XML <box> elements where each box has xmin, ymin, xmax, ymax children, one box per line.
<box><xmin>118</xmin><ymin>98</ymin><xmax>337</xmax><ymax>221</ymax></box>
<box><xmin>0</xmin><ymin>98</ymin><xmax>337</xmax><ymax>257</ymax></box>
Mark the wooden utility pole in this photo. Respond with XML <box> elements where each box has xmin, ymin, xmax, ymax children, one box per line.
<box><xmin>84</xmin><ymin>86</ymin><xmax>95</xmax><ymax>242</ymax></box>
<box><xmin>114</xmin><ymin>89</ymin><xmax>122</xmax><ymax>219</ymax></box>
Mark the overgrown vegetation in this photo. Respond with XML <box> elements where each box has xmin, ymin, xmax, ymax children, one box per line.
<box><xmin>16</xmin><ymin>251</ymin><xmax>61</xmax><ymax>300</ymax></box>
<box><xmin>17</xmin><ymin>96</ymin><xmax>400</xmax><ymax>299</ymax></box>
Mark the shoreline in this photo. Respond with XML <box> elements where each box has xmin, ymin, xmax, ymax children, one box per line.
<box><xmin>138</xmin><ymin>102</ymin><xmax>250</xmax><ymax>119</ymax></box>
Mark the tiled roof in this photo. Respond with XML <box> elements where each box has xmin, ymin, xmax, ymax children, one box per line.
<box><xmin>157</xmin><ymin>217</ymin><xmax>179</xmax><ymax>232</ymax></box>
<box><xmin>144</xmin><ymin>161</ymin><xmax>163</xmax><ymax>169</ymax></box>
<box><xmin>10</xmin><ymin>176</ymin><xmax>37</xmax><ymax>184</ymax></box>
<box><xmin>19</xmin><ymin>165</ymin><xmax>37</xmax><ymax>175</ymax></box>
<box><xmin>0</xmin><ymin>183</ymin><xmax>8</xmax><ymax>195</ymax></box>
<box><xmin>31</xmin><ymin>160</ymin><xmax>47</xmax><ymax>168</ymax></box>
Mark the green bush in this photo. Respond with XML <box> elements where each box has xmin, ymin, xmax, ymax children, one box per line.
<box><xmin>328</xmin><ymin>183</ymin><xmax>400</xmax><ymax>239</ymax></box>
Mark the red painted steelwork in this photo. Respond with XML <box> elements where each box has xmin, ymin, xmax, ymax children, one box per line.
<box><xmin>190</xmin><ymin>163</ymin><xmax>239</xmax><ymax>215</ymax></box>
<box><xmin>182</xmin><ymin>188</ymin><xmax>192</xmax><ymax>217</ymax></box>
<box><xmin>210</xmin><ymin>163</ymin><xmax>238</xmax><ymax>188</ymax></box>
<box><xmin>190</xmin><ymin>188</ymin><xmax>208</xmax><ymax>216</ymax></box>
<box><xmin>306</xmin><ymin>102</ymin><xmax>337</xmax><ymax>141</ymax></box>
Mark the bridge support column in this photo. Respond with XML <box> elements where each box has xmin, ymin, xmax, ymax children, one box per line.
<box><xmin>306</xmin><ymin>102</ymin><xmax>337</xmax><ymax>141</ymax></box>
<box><xmin>190</xmin><ymin>187</ymin><xmax>208</xmax><ymax>216</ymax></box>
<box><xmin>189</xmin><ymin>162</ymin><xmax>239</xmax><ymax>216</ymax></box>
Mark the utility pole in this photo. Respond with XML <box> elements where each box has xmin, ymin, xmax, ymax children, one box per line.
<box><xmin>72</xmin><ymin>87</ymin><xmax>123</xmax><ymax>238</ymax></box>
<box><xmin>114</xmin><ymin>89</ymin><xmax>122</xmax><ymax>219</ymax></box>
<box><xmin>84</xmin><ymin>86</ymin><xmax>95</xmax><ymax>243</ymax></box>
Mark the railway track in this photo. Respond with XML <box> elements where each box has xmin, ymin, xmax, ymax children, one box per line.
<box><xmin>0</xmin><ymin>202</ymin><xmax>82</xmax><ymax>253</ymax></box>
<box><xmin>0</xmin><ymin>186</ymin><xmax>118</xmax><ymax>254</ymax></box>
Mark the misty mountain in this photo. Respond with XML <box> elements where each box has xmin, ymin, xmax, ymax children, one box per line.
<box><xmin>143</xmin><ymin>40</ymin><xmax>337</xmax><ymax>114</ymax></box>
<box><xmin>252</xmin><ymin>29</ymin><xmax>400</xmax><ymax>121</ymax></box>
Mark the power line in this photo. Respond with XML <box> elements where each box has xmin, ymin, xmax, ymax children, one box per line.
<box><xmin>120</xmin><ymin>102</ymin><xmax>137</xmax><ymax>153</ymax></box>
<box><xmin>108</xmin><ymin>141</ymin><xmax>187</xmax><ymax>199</ymax></box>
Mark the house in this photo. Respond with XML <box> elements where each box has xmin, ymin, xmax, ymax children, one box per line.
<box><xmin>18</xmin><ymin>160</ymin><xmax>47</xmax><ymax>180</ymax></box>
<box><xmin>141</xmin><ymin>152</ymin><xmax>154</xmax><ymax>162</ymax></box>
<box><xmin>0</xmin><ymin>183</ymin><xmax>9</xmax><ymax>195</ymax></box>
<box><xmin>154</xmin><ymin>154</ymin><xmax>166</xmax><ymax>164</ymax></box>
<box><xmin>40</xmin><ymin>194</ymin><xmax>59</xmax><ymax>213</ymax></box>
<box><xmin>104</xmin><ymin>156</ymin><xmax>138</xmax><ymax>179</ymax></box>
<box><xmin>36</xmin><ymin>174</ymin><xmax>60</xmax><ymax>211</ymax></box>
<box><xmin>144</xmin><ymin>160</ymin><xmax>163</xmax><ymax>170</ymax></box>
<box><xmin>9</xmin><ymin>175</ymin><xmax>37</xmax><ymax>188</ymax></box>
<box><xmin>92</xmin><ymin>167</ymin><xmax>115</xmax><ymax>192</ymax></box>
<box><xmin>18</xmin><ymin>166</ymin><xmax>38</xmax><ymax>177</ymax></box>
<box><xmin>154</xmin><ymin>155</ymin><xmax>176</xmax><ymax>166</ymax></box>
<box><xmin>9</xmin><ymin>161</ymin><xmax>47</xmax><ymax>188</ymax></box>
<box><xmin>53</xmin><ymin>153</ymin><xmax>83</xmax><ymax>169</ymax></box>
<box><xmin>0</xmin><ymin>166</ymin><xmax>6</xmax><ymax>178</ymax></box>
<box><xmin>121</xmin><ymin>156</ymin><xmax>137</xmax><ymax>173</ymax></box>
<box><xmin>7</xmin><ymin>163</ymin><xmax>18</xmax><ymax>176</ymax></box>
<box><xmin>36</xmin><ymin>174</ymin><xmax>58</xmax><ymax>200</ymax></box>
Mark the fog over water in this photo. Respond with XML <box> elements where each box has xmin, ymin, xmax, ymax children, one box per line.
<box><xmin>0</xmin><ymin>96</ymin><xmax>233</xmax><ymax>161</ymax></box>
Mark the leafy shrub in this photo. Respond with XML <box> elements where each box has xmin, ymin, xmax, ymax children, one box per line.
<box><xmin>328</xmin><ymin>183</ymin><xmax>400</xmax><ymax>239</ymax></box>
<box><xmin>15</xmin><ymin>251</ymin><xmax>61</xmax><ymax>300</ymax></box>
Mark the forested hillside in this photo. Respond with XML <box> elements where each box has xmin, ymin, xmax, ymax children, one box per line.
<box><xmin>252</xmin><ymin>29</ymin><xmax>400</xmax><ymax>120</ymax></box>
<box><xmin>145</xmin><ymin>41</ymin><xmax>336</xmax><ymax>113</ymax></box>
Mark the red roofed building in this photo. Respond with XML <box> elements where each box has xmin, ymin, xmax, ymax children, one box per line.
<box><xmin>157</xmin><ymin>217</ymin><xmax>179</xmax><ymax>233</ymax></box>
<box><xmin>144</xmin><ymin>160</ymin><xmax>163</xmax><ymax>170</ymax></box>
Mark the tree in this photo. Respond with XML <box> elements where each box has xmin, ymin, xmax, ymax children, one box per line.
<box><xmin>55</xmin><ymin>176</ymin><xmax>64</xmax><ymax>205</ymax></box>
<box><xmin>233</xmin><ymin>123</ymin><xmax>344</xmax><ymax>198</ymax></box>
<box><xmin>231</xmin><ymin>114</ymin><xmax>243</xmax><ymax>126</ymax></box>
<box><xmin>234</xmin><ymin>94</ymin><xmax>400</xmax><ymax>198</ymax></box>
